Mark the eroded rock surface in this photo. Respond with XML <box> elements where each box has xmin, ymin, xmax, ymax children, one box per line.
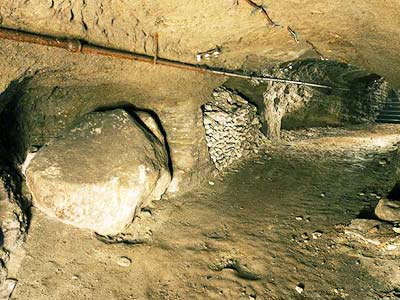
<box><xmin>262</xmin><ymin>82</ymin><xmax>314</xmax><ymax>140</ymax></box>
<box><xmin>25</xmin><ymin>109</ymin><xmax>171</xmax><ymax>235</ymax></box>
<box><xmin>0</xmin><ymin>170</ymin><xmax>27</xmax><ymax>300</ymax></box>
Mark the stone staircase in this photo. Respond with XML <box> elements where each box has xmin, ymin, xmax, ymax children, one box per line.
<box><xmin>376</xmin><ymin>99</ymin><xmax>400</xmax><ymax>124</ymax></box>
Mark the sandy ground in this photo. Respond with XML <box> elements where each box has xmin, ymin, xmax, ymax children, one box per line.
<box><xmin>11</xmin><ymin>124</ymin><xmax>400</xmax><ymax>300</ymax></box>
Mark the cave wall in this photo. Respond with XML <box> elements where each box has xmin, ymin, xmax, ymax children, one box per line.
<box><xmin>0</xmin><ymin>30</ymin><xmax>223</xmax><ymax>298</ymax></box>
<box><xmin>0</xmin><ymin>0</ymin><xmax>399</xmax><ymax>178</ymax></box>
<box><xmin>0</xmin><ymin>2</ymin><xmax>399</xmax><ymax>298</ymax></box>
<box><xmin>225</xmin><ymin>60</ymin><xmax>396</xmax><ymax>136</ymax></box>
<box><xmin>2</xmin><ymin>0</ymin><xmax>399</xmax><ymax>87</ymax></box>
<box><xmin>0</xmin><ymin>82</ymin><xmax>214</xmax><ymax>194</ymax></box>
<box><xmin>0</xmin><ymin>0</ymin><xmax>398</xmax><ymax>233</ymax></box>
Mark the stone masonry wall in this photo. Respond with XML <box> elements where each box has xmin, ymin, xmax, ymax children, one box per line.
<box><xmin>203</xmin><ymin>87</ymin><xmax>264</xmax><ymax>171</ymax></box>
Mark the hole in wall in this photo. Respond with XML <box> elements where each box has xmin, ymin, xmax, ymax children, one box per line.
<box><xmin>388</xmin><ymin>182</ymin><xmax>400</xmax><ymax>201</ymax></box>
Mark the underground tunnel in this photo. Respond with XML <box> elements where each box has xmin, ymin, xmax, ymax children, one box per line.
<box><xmin>1</xmin><ymin>1</ymin><xmax>400</xmax><ymax>299</ymax></box>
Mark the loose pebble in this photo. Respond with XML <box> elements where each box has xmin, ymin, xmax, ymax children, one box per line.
<box><xmin>117</xmin><ymin>256</ymin><xmax>132</xmax><ymax>267</ymax></box>
<box><xmin>208</xmin><ymin>181</ymin><xmax>215</xmax><ymax>186</ymax></box>
<box><xmin>141</xmin><ymin>210</ymin><xmax>152</xmax><ymax>217</ymax></box>
<box><xmin>379</xmin><ymin>159</ymin><xmax>387</xmax><ymax>165</ymax></box>
<box><xmin>312</xmin><ymin>231</ymin><xmax>323</xmax><ymax>239</ymax></box>
<box><xmin>295</xmin><ymin>283</ymin><xmax>305</xmax><ymax>294</ymax></box>
<box><xmin>386</xmin><ymin>244</ymin><xmax>398</xmax><ymax>251</ymax></box>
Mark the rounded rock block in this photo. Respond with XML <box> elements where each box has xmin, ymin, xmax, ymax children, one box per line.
<box><xmin>25</xmin><ymin>109</ymin><xmax>171</xmax><ymax>235</ymax></box>
<box><xmin>375</xmin><ymin>198</ymin><xmax>400</xmax><ymax>222</ymax></box>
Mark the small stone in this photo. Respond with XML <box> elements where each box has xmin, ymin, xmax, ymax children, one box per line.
<box><xmin>141</xmin><ymin>210</ymin><xmax>152</xmax><ymax>218</ymax></box>
<box><xmin>301</xmin><ymin>233</ymin><xmax>310</xmax><ymax>242</ymax></box>
<box><xmin>295</xmin><ymin>216</ymin><xmax>303</xmax><ymax>221</ymax></box>
<box><xmin>349</xmin><ymin>219</ymin><xmax>381</xmax><ymax>233</ymax></box>
<box><xmin>379</xmin><ymin>159</ymin><xmax>388</xmax><ymax>165</ymax></box>
<box><xmin>117</xmin><ymin>256</ymin><xmax>132</xmax><ymax>267</ymax></box>
<box><xmin>393</xmin><ymin>227</ymin><xmax>400</xmax><ymax>234</ymax></box>
<box><xmin>386</xmin><ymin>244</ymin><xmax>397</xmax><ymax>251</ymax></box>
<box><xmin>208</xmin><ymin>181</ymin><xmax>215</xmax><ymax>186</ymax></box>
<box><xmin>311</xmin><ymin>231</ymin><xmax>323</xmax><ymax>239</ymax></box>
<box><xmin>320</xmin><ymin>193</ymin><xmax>326</xmax><ymax>197</ymax></box>
<box><xmin>0</xmin><ymin>279</ymin><xmax>17</xmax><ymax>299</ymax></box>
<box><xmin>368</xmin><ymin>227</ymin><xmax>378</xmax><ymax>234</ymax></box>
<box><xmin>295</xmin><ymin>283</ymin><xmax>305</xmax><ymax>294</ymax></box>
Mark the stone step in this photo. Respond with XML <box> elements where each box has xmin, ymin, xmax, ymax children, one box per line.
<box><xmin>382</xmin><ymin>107</ymin><xmax>400</xmax><ymax>111</ymax></box>
<box><xmin>377</xmin><ymin>113</ymin><xmax>400</xmax><ymax>119</ymax></box>
<box><xmin>375</xmin><ymin>117</ymin><xmax>400</xmax><ymax>124</ymax></box>
<box><xmin>378</xmin><ymin>111</ymin><xmax>400</xmax><ymax>116</ymax></box>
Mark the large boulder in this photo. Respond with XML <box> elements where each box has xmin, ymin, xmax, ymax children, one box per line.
<box><xmin>25</xmin><ymin>109</ymin><xmax>171</xmax><ymax>235</ymax></box>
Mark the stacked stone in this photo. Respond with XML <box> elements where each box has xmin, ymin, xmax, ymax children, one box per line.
<box><xmin>202</xmin><ymin>87</ymin><xmax>264</xmax><ymax>170</ymax></box>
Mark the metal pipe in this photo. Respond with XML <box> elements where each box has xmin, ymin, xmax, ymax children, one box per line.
<box><xmin>0</xmin><ymin>27</ymin><xmax>348</xmax><ymax>90</ymax></box>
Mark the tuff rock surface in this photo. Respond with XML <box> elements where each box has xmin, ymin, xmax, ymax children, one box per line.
<box><xmin>0</xmin><ymin>169</ymin><xmax>27</xmax><ymax>300</ymax></box>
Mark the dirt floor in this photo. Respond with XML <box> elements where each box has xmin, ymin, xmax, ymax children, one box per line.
<box><xmin>11</xmin><ymin>124</ymin><xmax>400</xmax><ymax>300</ymax></box>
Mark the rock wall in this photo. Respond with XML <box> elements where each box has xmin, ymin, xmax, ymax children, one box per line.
<box><xmin>344</xmin><ymin>77</ymin><xmax>393</xmax><ymax>123</ymax></box>
<box><xmin>0</xmin><ymin>36</ymin><xmax>218</xmax><ymax>299</ymax></box>
<box><xmin>0</xmin><ymin>168</ymin><xmax>27</xmax><ymax>300</ymax></box>
<box><xmin>262</xmin><ymin>82</ymin><xmax>314</xmax><ymax>139</ymax></box>
<box><xmin>281</xmin><ymin>74</ymin><xmax>395</xmax><ymax>127</ymax></box>
<box><xmin>0</xmin><ymin>70</ymin><xmax>218</xmax><ymax>197</ymax></box>
<box><xmin>225</xmin><ymin>60</ymin><xmax>397</xmax><ymax>138</ymax></box>
<box><xmin>203</xmin><ymin>87</ymin><xmax>264</xmax><ymax>170</ymax></box>
<box><xmin>1</xmin><ymin>0</ymin><xmax>400</xmax><ymax>86</ymax></box>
